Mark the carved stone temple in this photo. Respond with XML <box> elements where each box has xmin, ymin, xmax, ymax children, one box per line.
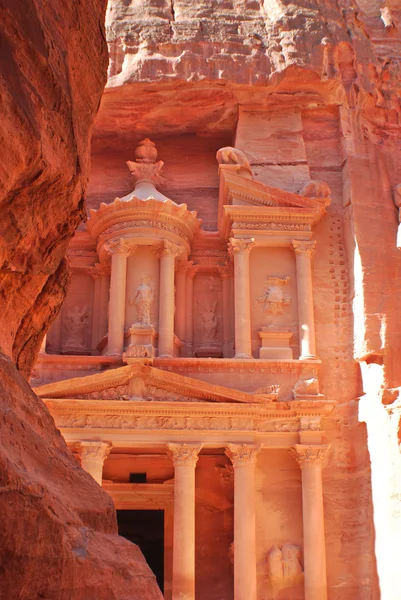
<box><xmin>33</xmin><ymin>134</ymin><xmax>335</xmax><ymax>600</ymax></box>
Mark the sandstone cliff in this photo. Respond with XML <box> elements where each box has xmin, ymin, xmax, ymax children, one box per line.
<box><xmin>0</xmin><ymin>1</ymin><xmax>162</xmax><ymax>597</ymax></box>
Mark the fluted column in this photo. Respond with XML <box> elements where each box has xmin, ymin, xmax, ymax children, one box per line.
<box><xmin>77</xmin><ymin>440</ymin><xmax>112</xmax><ymax>486</ymax></box>
<box><xmin>158</xmin><ymin>241</ymin><xmax>182</xmax><ymax>357</ymax></box>
<box><xmin>185</xmin><ymin>262</ymin><xmax>199</xmax><ymax>357</ymax></box>
<box><xmin>292</xmin><ymin>444</ymin><xmax>330</xmax><ymax>600</ymax></box>
<box><xmin>106</xmin><ymin>239</ymin><xmax>134</xmax><ymax>356</ymax></box>
<box><xmin>228</xmin><ymin>238</ymin><xmax>255</xmax><ymax>359</ymax></box>
<box><xmin>175</xmin><ymin>261</ymin><xmax>187</xmax><ymax>349</ymax></box>
<box><xmin>292</xmin><ymin>240</ymin><xmax>317</xmax><ymax>359</ymax></box>
<box><xmin>225</xmin><ymin>444</ymin><xmax>260</xmax><ymax>600</ymax></box>
<box><xmin>168</xmin><ymin>443</ymin><xmax>203</xmax><ymax>600</ymax></box>
<box><xmin>218</xmin><ymin>262</ymin><xmax>234</xmax><ymax>357</ymax></box>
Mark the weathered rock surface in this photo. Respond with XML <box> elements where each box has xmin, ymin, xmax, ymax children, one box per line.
<box><xmin>0</xmin><ymin>353</ymin><xmax>162</xmax><ymax>599</ymax></box>
<box><xmin>0</xmin><ymin>1</ymin><xmax>162</xmax><ymax>598</ymax></box>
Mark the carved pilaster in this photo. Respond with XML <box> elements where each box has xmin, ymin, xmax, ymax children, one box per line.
<box><xmin>225</xmin><ymin>443</ymin><xmax>260</xmax><ymax>467</ymax></box>
<box><xmin>167</xmin><ymin>443</ymin><xmax>203</xmax><ymax>467</ymax></box>
<box><xmin>217</xmin><ymin>261</ymin><xmax>234</xmax><ymax>279</ymax></box>
<box><xmin>291</xmin><ymin>444</ymin><xmax>330</xmax><ymax>469</ymax></box>
<box><xmin>88</xmin><ymin>262</ymin><xmax>111</xmax><ymax>279</ymax></box>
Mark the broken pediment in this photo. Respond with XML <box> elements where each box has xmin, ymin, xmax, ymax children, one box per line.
<box><xmin>216</xmin><ymin>152</ymin><xmax>330</xmax><ymax>238</ymax></box>
<box><xmin>34</xmin><ymin>363</ymin><xmax>273</xmax><ymax>404</ymax></box>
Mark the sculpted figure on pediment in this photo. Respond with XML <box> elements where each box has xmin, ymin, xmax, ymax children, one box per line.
<box><xmin>216</xmin><ymin>146</ymin><xmax>253</xmax><ymax>177</ymax></box>
<box><xmin>299</xmin><ymin>179</ymin><xmax>331</xmax><ymax>199</ymax></box>
<box><xmin>130</xmin><ymin>278</ymin><xmax>154</xmax><ymax>327</ymax></box>
<box><xmin>257</xmin><ymin>277</ymin><xmax>290</xmax><ymax>326</ymax></box>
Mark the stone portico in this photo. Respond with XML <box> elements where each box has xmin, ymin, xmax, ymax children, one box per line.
<box><xmin>33</xmin><ymin>138</ymin><xmax>333</xmax><ymax>600</ymax></box>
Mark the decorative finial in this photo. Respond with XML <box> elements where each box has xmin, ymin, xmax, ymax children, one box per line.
<box><xmin>126</xmin><ymin>139</ymin><xmax>165</xmax><ymax>187</ymax></box>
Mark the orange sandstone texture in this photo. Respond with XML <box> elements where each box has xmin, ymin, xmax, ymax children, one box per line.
<box><xmin>83</xmin><ymin>0</ymin><xmax>401</xmax><ymax>598</ymax></box>
<box><xmin>0</xmin><ymin>0</ymin><xmax>162</xmax><ymax>598</ymax></box>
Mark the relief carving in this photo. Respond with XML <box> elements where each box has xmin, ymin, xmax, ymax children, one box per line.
<box><xmin>257</xmin><ymin>277</ymin><xmax>290</xmax><ymax>326</ymax></box>
<box><xmin>293</xmin><ymin>377</ymin><xmax>319</xmax><ymax>398</ymax></box>
<box><xmin>267</xmin><ymin>544</ymin><xmax>303</xmax><ymax>591</ymax></box>
<box><xmin>63</xmin><ymin>306</ymin><xmax>90</xmax><ymax>350</ymax></box>
<box><xmin>199</xmin><ymin>299</ymin><xmax>218</xmax><ymax>342</ymax></box>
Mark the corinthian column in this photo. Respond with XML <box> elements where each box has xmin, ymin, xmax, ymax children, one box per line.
<box><xmin>292</xmin><ymin>240</ymin><xmax>317</xmax><ymax>360</ymax></box>
<box><xmin>175</xmin><ymin>261</ymin><xmax>187</xmax><ymax>348</ymax></box>
<box><xmin>225</xmin><ymin>444</ymin><xmax>260</xmax><ymax>600</ymax></box>
<box><xmin>158</xmin><ymin>240</ymin><xmax>182</xmax><ymax>357</ymax></box>
<box><xmin>218</xmin><ymin>262</ymin><xmax>234</xmax><ymax>357</ymax></box>
<box><xmin>228</xmin><ymin>238</ymin><xmax>255</xmax><ymax>359</ymax></box>
<box><xmin>168</xmin><ymin>443</ymin><xmax>203</xmax><ymax>600</ymax></box>
<box><xmin>185</xmin><ymin>262</ymin><xmax>199</xmax><ymax>357</ymax></box>
<box><xmin>292</xmin><ymin>444</ymin><xmax>330</xmax><ymax>600</ymax></box>
<box><xmin>77</xmin><ymin>440</ymin><xmax>112</xmax><ymax>486</ymax></box>
<box><xmin>106</xmin><ymin>239</ymin><xmax>134</xmax><ymax>356</ymax></box>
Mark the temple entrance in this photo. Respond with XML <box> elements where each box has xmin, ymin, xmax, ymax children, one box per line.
<box><xmin>117</xmin><ymin>509</ymin><xmax>165</xmax><ymax>593</ymax></box>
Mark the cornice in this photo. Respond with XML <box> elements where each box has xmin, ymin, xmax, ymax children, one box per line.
<box><xmin>87</xmin><ymin>197</ymin><xmax>202</xmax><ymax>250</ymax></box>
<box><xmin>218</xmin><ymin>168</ymin><xmax>329</xmax><ymax>240</ymax></box>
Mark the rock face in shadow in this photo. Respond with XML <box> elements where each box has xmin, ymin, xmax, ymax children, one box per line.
<box><xmin>0</xmin><ymin>354</ymin><xmax>162</xmax><ymax>600</ymax></box>
<box><xmin>0</xmin><ymin>0</ymin><xmax>108</xmax><ymax>375</ymax></box>
<box><xmin>0</xmin><ymin>1</ymin><xmax>162</xmax><ymax>598</ymax></box>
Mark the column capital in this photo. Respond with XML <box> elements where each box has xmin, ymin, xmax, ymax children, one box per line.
<box><xmin>161</xmin><ymin>240</ymin><xmax>183</xmax><ymax>259</ymax></box>
<box><xmin>291</xmin><ymin>444</ymin><xmax>330</xmax><ymax>469</ymax></box>
<box><xmin>167</xmin><ymin>443</ymin><xmax>203</xmax><ymax>466</ymax></box>
<box><xmin>88</xmin><ymin>262</ymin><xmax>111</xmax><ymax>279</ymax></box>
<box><xmin>217</xmin><ymin>261</ymin><xmax>234</xmax><ymax>279</ymax></box>
<box><xmin>225</xmin><ymin>443</ymin><xmax>260</xmax><ymax>467</ymax></box>
<box><xmin>76</xmin><ymin>440</ymin><xmax>112</xmax><ymax>462</ymax></box>
<box><xmin>292</xmin><ymin>240</ymin><xmax>316</xmax><ymax>256</ymax></box>
<box><xmin>228</xmin><ymin>237</ymin><xmax>255</xmax><ymax>256</ymax></box>
<box><xmin>105</xmin><ymin>238</ymin><xmax>135</xmax><ymax>256</ymax></box>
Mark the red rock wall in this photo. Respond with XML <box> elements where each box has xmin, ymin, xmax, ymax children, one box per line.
<box><xmin>0</xmin><ymin>1</ymin><xmax>162</xmax><ymax>597</ymax></box>
<box><xmin>89</xmin><ymin>1</ymin><xmax>401</xmax><ymax>597</ymax></box>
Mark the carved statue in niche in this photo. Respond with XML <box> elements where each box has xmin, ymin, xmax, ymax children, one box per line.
<box><xmin>199</xmin><ymin>299</ymin><xmax>218</xmax><ymax>341</ymax></box>
<box><xmin>130</xmin><ymin>277</ymin><xmax>154</xmax><ymax>327</ymax></box>
<box><xmin>267</xmin><ymin>544</ymin><xmax>303</xmax><ymax>592</ymax></box>
<box><xmin>63</xmin><ymin>306</ymin><xmax>89</xmax><ymax>349</ymax></box>
<box><xmin>257</xmin><ymin>277</ymin><xmax>290</xmax><ymax>326</ymax></box>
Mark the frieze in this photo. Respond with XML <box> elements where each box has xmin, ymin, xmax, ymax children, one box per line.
<box><xmin>101</xmin><ymin>219</ymin><xmax>188</xmax><ymax>241</ymax></box>
<box><xmin>48</xmin><ymin>405</ymin><xmax>332</xmax><ymax>433</ymax></box>
<box><xmin>232</xmin><ymin>222</ymin><xmax>311</xmax><ymax>231</ymax></box>
<box><xmin>156</xmin><ymin>362</ymin><xmax>319</xmax><ymax>376</ymax></box>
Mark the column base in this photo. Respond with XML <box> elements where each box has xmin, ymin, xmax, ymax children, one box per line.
<box><xmin>234</xmin><ymin>353</ymin><xmax>253</xmax><ymax>359</ymax></box>
<box><xmin>299</xmin><ymin>354</ymin><xmax>318</xmax><ymax>360</ymax></box>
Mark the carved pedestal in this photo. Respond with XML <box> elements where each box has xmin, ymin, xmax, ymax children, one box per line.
<box><xmin>259</xmin><ymin>329</ymin><xmax>293</xmax><ymax>359</ymax></box>
<box><xmin>124</xmin><ymin>325</ymin><xmax>157</xmax><ymax>361</ymax></box>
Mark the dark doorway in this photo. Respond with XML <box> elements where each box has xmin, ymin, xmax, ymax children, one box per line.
<box><xmin>117</xmin><ymin>510</ymin><xmax>164</xmax><ymax>592</ymax></box>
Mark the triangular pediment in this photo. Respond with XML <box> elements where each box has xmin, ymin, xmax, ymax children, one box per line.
<box><xmin>34</xmin><ymin>363</ymin><xmax>269</xmax><ymax>404</ymax></box>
